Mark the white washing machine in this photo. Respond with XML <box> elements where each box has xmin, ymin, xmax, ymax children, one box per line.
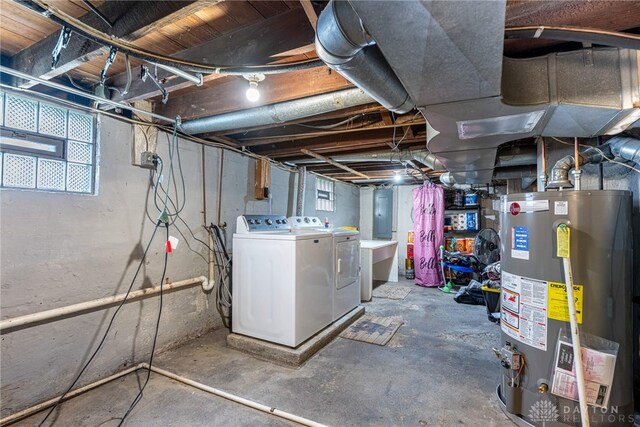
<box><xmin>289</xmin><ymin>216</ymin><xmax>360</xmax><ymax>321</ymax></box>
<box><xmin>232</xmin><ymin>215</ymin><xmax>333</xmax><ymax>347</ymax></box>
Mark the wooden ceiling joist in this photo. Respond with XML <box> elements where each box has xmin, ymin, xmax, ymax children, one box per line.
<box><xmin>11</xmin><ymin>0</ymin><xmax>214</xmax><ymax>88</ymax></box>
<box><xmin>300</xmin><ymin>149</ymin><xmax>370</xmax><ymax>179</ymax></box>
<box><xmin>109</xmin><ymin>7</ymin><xmax>316</xmax><ymax>103</ymax></box>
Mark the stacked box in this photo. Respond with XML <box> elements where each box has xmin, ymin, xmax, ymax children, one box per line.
<box><xmin>408</xmin><ymin>231</ymin><xmax>414</xmax><ymax>243</ymax></box>
<box><xmin>407</xmin><ymin>244</ymin><xmax>414</xmax><ymax>258</ymax></box>
<box><xmin>466</xmin><ymin>212</ymin><xmax>478</xmax><ymax>231</ymax></box>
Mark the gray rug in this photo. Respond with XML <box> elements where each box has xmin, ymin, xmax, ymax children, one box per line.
<box><xmin>372</xmin><ymin>284</ymin><xmax>413</xmax><ymax>300</ymax></box>
<box><xmin>339</xmin><ymin>315</ymin><xmax>404</xmax><ymax>346</ymax></box>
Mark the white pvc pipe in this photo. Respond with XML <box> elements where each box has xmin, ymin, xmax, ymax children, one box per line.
<box><xmin>0</xmin><ymin>363</ymin><xmax>327</xmax><ymax>427</ymax></box>
<box><xmin>201</xmin><ymin>229</ymin><xmax>215</xmax><ymax>292</ymax></box>
<box><xmin>561</xmin><ymin>256</ymin><xmax>590</xmax><ymax>427</ymax></box>
<box><xmin>0</xmin><ymin>276</ymin><xmax>207</xmax><ymax>334</ymax></box>
<box><xmin>145</xmin><ymin>364</ymin><xmax>328</xmax><ymax>427</ymax></box>
<box><xmin>0</xmin><ymin>363</ymin><xmax>147</xmax><ymax>426</ymax></box>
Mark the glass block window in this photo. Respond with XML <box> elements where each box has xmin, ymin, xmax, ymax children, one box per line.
<box><xmin>316</xmin><ymin>177</ymin><xmax>335</xmax><ymax>212</ymax></box>
<box><xmin>1</xmin><ymin>92</ymin><xmax>96</xmax><ymax>194</ymax></box>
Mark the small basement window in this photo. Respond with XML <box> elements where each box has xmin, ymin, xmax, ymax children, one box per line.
<box><xmin>316</xmin><ymin>177</ymin><xmax>335</xmax><ymax>212</ymax></box>
<box><xmin>0</xmin><ymin>92</ymin><xmax>97</xmax><ymax>194</ymax></box>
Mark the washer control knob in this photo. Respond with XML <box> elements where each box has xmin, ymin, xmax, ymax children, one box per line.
<box><xmin>255</xmin><ymin>219</ymin><xmax>262</xmax><ymax>224</ymax></box>
<box><xmin>304</xmin><ymin>217</ymin><xmax>310</xmax><ymax>223</ymax></box>
<box><xmin>311</xmin><ymin>218</ymin><xmax>317</xmax><ymax>223</ymax></box>
<box><xmin>247</xmin><ymin>219</ymin><xmax>254</xmax><ymax>224</ymax></box>
<box><xmin>266</xmin><ymin>219</ymin><xmax>273</xmax><ymax>225</ymax></box>
<box><xmin>275</xmin><ymin>219</ymin><xmax>281</xmax><ymax>224</ymax></box>
<box><xmin>296</xmin><ymin>218</ymin><xmax>302</xmax><ymax>223</ymax></box>
<box><xmin>282</xmin><ymin>219</ymin><xmax>288</xmax><ymax>224</ymax></box>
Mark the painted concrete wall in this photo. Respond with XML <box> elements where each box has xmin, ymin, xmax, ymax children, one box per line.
<box><xmin>302</xmin><ymin>172</ymin><xmax>360</xmax><ymax>228</ymax></box>
<box><xmin>0</xmin><ymin>115</ymin><xmax>360</xmax><ymax>415</ymax></box>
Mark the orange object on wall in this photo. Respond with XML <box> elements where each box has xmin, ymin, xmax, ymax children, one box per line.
<box><xmin>408</xmin><ymin>231</ymin><xmax>414</xmax><ymax>243</ymax></box>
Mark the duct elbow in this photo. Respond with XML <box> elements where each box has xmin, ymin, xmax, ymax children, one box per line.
<box><xmin>607</xmin><ymin>136</ymin><xmax>640</xmax><ymax>165</ymax></box>
<box><xmin>546</xmin><ymin>155</ymin><xmax>575</xmax><ymax>189</ymax></box>
<box><xmin>315</xmin><ymin>0</ymin><xmax>415</xmax><ymax>114</ymax></box>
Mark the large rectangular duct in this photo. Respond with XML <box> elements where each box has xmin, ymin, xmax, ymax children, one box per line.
<box><xmin>423</xmin><ymin>48</ymin><xmax>640</xmax><ymax>183</ymax></box>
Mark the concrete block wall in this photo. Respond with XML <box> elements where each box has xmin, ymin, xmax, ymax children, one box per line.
<box><xmin>0</xmin><ymin>115</ymin><xmax>360</xmax><ymax>416</ymax></box>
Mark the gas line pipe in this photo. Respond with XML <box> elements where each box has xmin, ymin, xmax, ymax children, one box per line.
<box><xmin>0</xmin><ymin>276</ymin><xmax>208</xmax><ymax>335</ymax></box>
<box><xmin>0</xmin><ymin>363</ymin><xmax>328</xmax><ymax>427</ymax></box>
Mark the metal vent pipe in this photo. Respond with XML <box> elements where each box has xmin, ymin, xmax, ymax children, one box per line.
<box><xmin>288</xmin><ymin>149</ymin><xmax>444</xmax><ymax>171</ymax></box>
<box><xmin>547</xmin><ymin>136</ymin><xmax>640</xmax><ymax>189</ymax></box>
<box><xmin>180</xmin><ymin>88</ymin><xmax>373</xmax><ymax>135</ymax></box>
<box><xmin>315</xmin><ymin>0</ymin><xmax>414</xmax><ymax>114</ymax></box>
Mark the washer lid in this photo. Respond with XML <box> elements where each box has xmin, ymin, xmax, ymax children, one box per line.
<box><xmin>233</xmin><ymin>231</ymin><xmax>332</xmax><ymax>240</ymax></box>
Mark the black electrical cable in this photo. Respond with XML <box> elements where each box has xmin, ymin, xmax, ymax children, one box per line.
<box><xmin>38</xmin><ymin>221</ymin><xmax>162</xmax><ymax>427</ymax></box>
<box><xmin>16</xmin><ymin>0</ymin><xmax>324</xmax><ymax>75</ymax></box>
<box><xmin>117</xmin><ymin>224</ymin><xmax>170</xmax><ymax>426</ymax></box>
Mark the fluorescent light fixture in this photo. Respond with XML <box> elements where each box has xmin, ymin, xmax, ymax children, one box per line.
<box><xmin>456</xmin><ymin>110</ymin><xmax>545</xmax><ymax>140</ymax></box>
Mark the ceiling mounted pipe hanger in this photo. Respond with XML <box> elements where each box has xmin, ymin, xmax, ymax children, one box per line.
<box><xmin>15</xmin><ymin>0</ymin><xmax>324</xmax><ymax>75</ymax></box>
<box><xmin>0</xmin><ymin>65</ymin><xmax>176</xmax><ymax>124</ymax></box>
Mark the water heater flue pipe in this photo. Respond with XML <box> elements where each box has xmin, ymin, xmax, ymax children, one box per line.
<box><xmin>547</xmin><ymin>136</ymin><xmax>640</xmax><ymax>189</ymax></box>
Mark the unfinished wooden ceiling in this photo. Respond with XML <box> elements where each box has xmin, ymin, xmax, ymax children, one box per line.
<box><xmin>2</xmin><ymin>0</ymin><xmax>639</xmax><ymax>183</ymax></box>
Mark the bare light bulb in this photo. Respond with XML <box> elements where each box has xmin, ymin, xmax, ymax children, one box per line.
<box><xmin>394</xmin><ymin>172</ymin><xmax>402</xmax><ymax>183</ymax></box>
<box><xmin>246</xmin><ymin>81</ymin><xmax>260</xmax><ymax>102</ymax></box>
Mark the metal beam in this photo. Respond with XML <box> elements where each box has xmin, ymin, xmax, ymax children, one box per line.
<box><xmin>109</xmin><ymin>7</ymin><xmax>316</xmax><ymax>102</ymax></box>
<box><xmin>11</xmin><ymin>0</ymin><xmax>211</xmax><ymax>88</ymax></box>
<box><xmin>301</xmin><ymin>149</ymin><xmax>370</xmax><ymax>179</ymax></box>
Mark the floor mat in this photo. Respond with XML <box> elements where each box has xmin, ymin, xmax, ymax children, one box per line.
<box><xmin>339</xmin><ymin>315</ymin><xmax>404</xmax><ymax>346</ymax></box>
<box><xmin>372</xmin><ymin>284</ymin><xmax>413</xmax><ymax>300</ymax></box>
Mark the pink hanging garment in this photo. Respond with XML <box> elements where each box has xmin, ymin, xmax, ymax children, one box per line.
<box><xmin>412</xmin><ymin>183</ymin><xmax>445</xmax><ymax>287</ymax></box>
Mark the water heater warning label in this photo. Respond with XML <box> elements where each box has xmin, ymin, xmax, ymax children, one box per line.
<box><xmin>501</xmin><ymin>271</ymin><xmax>548</xmax><ymax>351</ymax></box>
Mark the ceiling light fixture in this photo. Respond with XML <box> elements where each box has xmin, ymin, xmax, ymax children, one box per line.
<box><xmin>243</xmin><ymin>73</ymin><xmax>265</xmax><ymax>102</ymax></box>
<box><xmin>394</xmin><ymin>172</ymin><xmax>402</xmax><ymax>183</ymax></box>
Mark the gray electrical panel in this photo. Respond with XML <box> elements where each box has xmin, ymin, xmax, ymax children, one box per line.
<box><xmin>373</xmin><ymin>188</ymin><xmax>393</xmax><ymax>239</ymax></box>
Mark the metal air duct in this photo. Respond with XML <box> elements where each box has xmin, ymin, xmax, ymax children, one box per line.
<box><xmin>179</xmin><ymin>88</ymin><xmax>373</xmax><ymax>135</ymax></box>
<box><xmin>315</xmin><ymin>0</ymin><xmax>414</xmax><ymax>114</ymax></box>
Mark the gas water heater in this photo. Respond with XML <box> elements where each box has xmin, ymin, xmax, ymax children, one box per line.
<box><xmin>497</xmin><ymin>190</ymin><xmax>633</xmax><ymax>426</ymax></box>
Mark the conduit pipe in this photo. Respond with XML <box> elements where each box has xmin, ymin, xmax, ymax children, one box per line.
<box><xmin>0</xmin><ymin>276</ymin><xmax>208</xmax><ymax>334</ymax></box>
<box><xmin>179</xmin><ymin>88</ymin><xmax>374</xmax><ymax>135</ymax></box>
<box><xmin>0</xmin><ymin>363</ymin><xmax>328</xmax><ymax>427</ymax></box>
<box><xmin>315</xmin><ymin>0</ymin><xmax>414</xmax><ymax>113</ymax></box>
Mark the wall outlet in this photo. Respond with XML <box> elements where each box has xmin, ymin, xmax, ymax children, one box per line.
<box><xmin>139</xmin><ymin>151</ymin><xmax>156</xmax><ymax>169</ymax></box>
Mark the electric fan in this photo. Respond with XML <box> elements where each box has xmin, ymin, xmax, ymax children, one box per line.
<box><xmin>474</xmin><ymin>228</ymin><xmax>500</xmax><ymax>265</ymax></box>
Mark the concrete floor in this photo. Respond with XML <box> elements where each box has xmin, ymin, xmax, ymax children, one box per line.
<box><xmin>17</xmin><ymin>280</ymin><xmax>513</xmax><ymax>427</ymax></box>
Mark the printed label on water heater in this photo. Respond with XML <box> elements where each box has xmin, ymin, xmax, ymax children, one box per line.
<box><xmin>501</xmin><ymin>271</ymin><xmax>548</xmax><ymax>351</ymax></box>
<box><xmin>554</xmin><ymin>201</ymin><xmax>568</xmax><ymax>215</ymax></box>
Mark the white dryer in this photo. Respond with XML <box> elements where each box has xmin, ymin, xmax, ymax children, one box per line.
<box><xmin>232</xmin><ymin>215</ymin><xmax>333</xmax><ymax>348</ymax></box>
<box><xmin>289</xmin><ymin>216</ymin><xmax>360</xmax><ymax>321</ymax></box>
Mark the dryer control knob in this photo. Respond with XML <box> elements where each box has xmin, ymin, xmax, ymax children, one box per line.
<box><xmin>283</xmin><ymin>219</ymin><xmax>288</xmax><ymax>224</ymax></box>
<box><xmin>266</xmin><ymin>219</ymin><xmax>273</xmax><ymax>225</ymax></box>
<box><xmin>255</xmin><ymin>219</ymin><xmax>262</xmax><ymax>224</ymax></box>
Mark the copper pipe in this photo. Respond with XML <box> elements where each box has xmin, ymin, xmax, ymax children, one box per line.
<box><xmin>574</xmin><ymin>137</ymin><xmax>580</xmax><ymax>172</ymax></box>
